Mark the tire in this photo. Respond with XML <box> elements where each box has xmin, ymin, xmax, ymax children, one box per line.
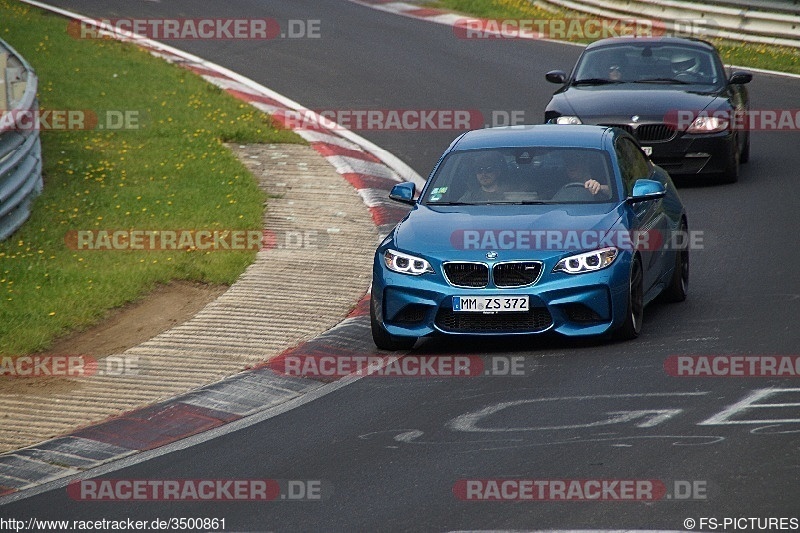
<box><xmin>739</xmin><ymin>131</ymin><xmax>750</xmax><ymax>164</ymax></box>
<box><xmin>662</xmin><ymin>220</ymin><xmax>689</xmax><ymax>303</ymax></box>
<box><xmin>719</xmin><ymin>137</ymin><xmax>740</xmax><ymax>184</ymax></box>
<box><xmin>615</xmin><ymin>256</ymin><xmax>644</xmax><ymax>340</ymax></box>
<box><xmin>370</xmin><ymin>294</ymin><xmax>417</xmax><ymax>351</ymax></box>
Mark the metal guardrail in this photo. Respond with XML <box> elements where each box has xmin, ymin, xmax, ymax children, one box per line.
<box><xmin>535</xmin><ymin>0</ymin><xmax>800</xmax><ymax>47</ymax></box>
<box><xmin>701</xmin><ymin>0</ymin><xmax>800</xmax><ymax>16</ymax></box>
<box><xmin>0</xmin><ymin>38</ymin><xmax>42</xmax><ymax>242</ymax></box>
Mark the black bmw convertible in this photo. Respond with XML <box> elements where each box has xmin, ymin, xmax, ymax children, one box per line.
<box><xmin>544</xmin><ymin>37</ymin><xmax>752</xmax><ymax>183</ymax></box>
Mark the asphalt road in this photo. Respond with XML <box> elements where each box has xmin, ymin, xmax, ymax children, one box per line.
<box><xmin>4</xmin><ymin>0</ymin><xmax>800</xmax><ymax>530</ymax></box>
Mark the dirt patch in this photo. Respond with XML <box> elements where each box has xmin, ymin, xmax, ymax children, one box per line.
<box><xmin>40</xmin><ymin>281</ymin><xmax>228</xmax><ymax>358</ymax></box>
<box><xmin>0</xmin><ymin>281</ymin><xmax>227</xmax><ymax>396</ymax></box>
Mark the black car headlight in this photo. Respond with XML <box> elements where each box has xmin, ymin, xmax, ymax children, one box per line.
<box><xmin>384</xmin><ymin>249</ymin><xmax>434</xmax><ymax>276</ymax></box>
<box><xmin>553</xmin><ymin>247</ymin><xmax>618</xmax><ymax>274</ymax></box>
<box><xmin>686</xmin><ymin>115</ymin><xmax>728</xmax><ymax>133</ymax></box>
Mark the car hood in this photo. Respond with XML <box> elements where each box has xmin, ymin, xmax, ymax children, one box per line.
<box><xmin>559</xmin><ymin>86</ymin><xmax>722</xmax><ymax>121</ymax></box>
<box><xmin>392</xmin><ymin>203</ymin><xmax>624</xmax><ymax>257</ymax></box>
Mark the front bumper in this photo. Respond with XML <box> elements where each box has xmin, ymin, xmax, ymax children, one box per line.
<box><xmin>634</xmin><ymin>131</ymin><xmax>734</xmax><ymax>176</ymax></box>
<box><xmin>373</xmin><ymin>253</ymin><xmax>633</xmax><ymax>339</ymax></box>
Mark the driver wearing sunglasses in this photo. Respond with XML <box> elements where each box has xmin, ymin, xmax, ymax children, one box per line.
<box><xmin>459</xmin><ymin>152</ymin><xmax>510</xmax><ymax>203</ymax></box>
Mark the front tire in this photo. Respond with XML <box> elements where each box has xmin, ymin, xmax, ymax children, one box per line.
<box><xmin>616</xmin><ymin>256</ymin><xmax>644</xmax><ymax>340</ymax></box>
<box><xmin>662</xmin><ymin>220</ymin><xmax>689</xmax><ymax>303</ymax></box>
<box><xmin>719</xmin><ymin>137</ymin><xmax>740</xmax><ymax>184</ymax></box>
<box><xmin>740</xmin><ymin>131</ymin><xmax>750</xmax><ymax>164</ymax></box>
<box><xmin>370</xmin><ymin>294</ymin><xmax>417</xmax><ymax>351</ymax></box>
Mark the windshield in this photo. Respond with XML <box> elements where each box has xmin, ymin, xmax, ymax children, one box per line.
<box><xmin>573</xmin><ymin>44</ymin><xmax>723</xmax><ymax>86</ymax></box>
<box><xmin>423</xmin><ymin>147</ymin><xmax>619</xmax><ymax>205</ymax></box>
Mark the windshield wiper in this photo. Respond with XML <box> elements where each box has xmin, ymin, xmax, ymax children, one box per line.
<box><xmin>572</xmin><ymin>78</ymin><xmax>624</xmax><ymax>86</ymax></box>
<box><xmin>429</xmin><ymin>201</ymin><xmax>472</xmax><ymax>206</ymax></box>
<box><xmin>483</xmin><ymin>201</ymin><xmax>548</xmax><ymax>205</ymax></box>
<box><xmin>634</xmin><ymin>78</ymin><xmax>690</xmax><ymax>84</ymax></box>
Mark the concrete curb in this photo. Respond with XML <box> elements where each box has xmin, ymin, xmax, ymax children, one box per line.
<box><xmin>0</xmin><ymin>2</ymin><xmax>423</xmax><ymax>499</ymax></box>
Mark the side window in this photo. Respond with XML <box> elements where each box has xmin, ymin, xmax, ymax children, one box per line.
<box><xmin>615</xmin><ymin>138</ymin><xmax>650</xmax><ymax>196</ymax></box>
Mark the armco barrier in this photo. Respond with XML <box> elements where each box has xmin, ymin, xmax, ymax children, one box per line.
<box><xmin>0</xmin><ymin>38</ymin><xmax>42</xmax><ymax>242</ymax></box>
<box><xmin>536</xmin><ymin>0</ymin><xmax>800</xmax><ymax>48</ymax></box>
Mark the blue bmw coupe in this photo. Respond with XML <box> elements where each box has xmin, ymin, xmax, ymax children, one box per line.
<box><xmin>371</xmin><ymin>125</ymin><xmax>689</xmax><ymax>350</ymax></box>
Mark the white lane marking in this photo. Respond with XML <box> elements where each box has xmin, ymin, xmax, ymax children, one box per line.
<box><xmin>699</xmin><ymin>388</ymin><xmax>800</xmax><ymax>425</ymax></box>
<box><xmin>448</xmin><ymin>392</ymin><xmax>706</xmax><ymax>433</ymax></box>
<box><xmin>380</xmin><ymin>430</ymin><xmax>724</xmax><ymax>448</ymax></box>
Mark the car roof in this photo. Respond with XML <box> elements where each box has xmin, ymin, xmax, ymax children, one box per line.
<box><xmin>584</xmin><ymin>36</ymin><xmax>717</xmax><ymax>52</ymax></box>
<box><xmin>452</xmin><ymin>125</ymin><xmax>616</xmax><ymax>151</ymax></box>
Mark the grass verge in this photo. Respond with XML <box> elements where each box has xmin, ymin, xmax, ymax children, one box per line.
<box><xmin>0</xmin><ymin>1</ymin><xmax>303</xmax><ymax>355</ymax></box>
<box><xmin>430</xmin><ymin>0</ymin><xmax>800</xmax><ymax>74</ymax></box>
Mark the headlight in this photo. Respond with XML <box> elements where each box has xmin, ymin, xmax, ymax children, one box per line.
<box><xmin>555</xmin><ymin>115</ymin><xmax>582</xmax><ymax>125</ymax></box>
<box><xmin>686</xmin><ymin>115</ymin><xmax>728</xmax><ymax>133</ymax></box>
<box><xmin>553</xmin><ymin>247</ymin><xmax>618</xmax><ymax>274</ymax></box>
<box><xmin>384</xmin><ymin>249</ymin><xmax>434</xmax><ymax>276</ymax></box>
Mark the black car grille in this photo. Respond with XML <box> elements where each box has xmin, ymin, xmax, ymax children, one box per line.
<box><xmin>493</xmin><ymin>262</ymin><xmax>542</xmax><ymax>287</ymax></box>
<box><xmin>600</xmin><ymin>123</ymin><xmax>676</xmax><ymax>143</ymax></box>
<box><xmin>435</xmin><ymin>307</ymin><xmax>553</xmax><ymax>333</ymax></box>
<box><xmin>636</xmin><ymin>124</ymin><xmax>676</xmax><ymax>142</ymax></box>
<box><xmin>562</xmin><ymin>303</ymin><xmax>603</xmax><ymax>323</ymax></box>
<box><xmin>392</xmin><ymin>304</ymin><xmax>428</xmax><ymax>324</ymax></box>
<box><xmin>443</xmin><ymin>262</ymin><xmax>489</xmax><ymax>288</ymax></box>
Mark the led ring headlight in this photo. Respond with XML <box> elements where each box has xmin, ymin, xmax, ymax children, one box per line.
<box><xmin>384</xmin><ymin>249</ymin><xmax>434</xmax><ymax>276</ymax></box>
<box><xmin>553</xmin><ymin>247</ymin><xmax>618</xmax><ymax>274</ymax></box>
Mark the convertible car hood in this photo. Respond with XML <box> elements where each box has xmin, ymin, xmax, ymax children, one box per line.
<box><xmin>560</xmin><ymin>86</ymin><xmax>720</xmax><ymax>120</ymax></box>
<box><xmin>393</xmin><ymin>203</ymin><xmax>624</xmax><ymax>255</ymax></box>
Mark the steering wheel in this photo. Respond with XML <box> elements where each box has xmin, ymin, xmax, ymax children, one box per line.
<box><xmin>675</xmin><ymin>71</ymin><xmax>700</xmax><ymax>82</ymax></box>
<box><xmin>551</xmin><ymin>181</ymin><xmax>599</xmax><ymax>202</ymax></box>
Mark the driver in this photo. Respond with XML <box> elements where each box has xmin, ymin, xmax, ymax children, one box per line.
<box><xmin>459</xmin><ymin>152</ymin><xmax>510</xmax><ymax>202</ymax></box>
<box><xmin>565</xmin><ymin>157</ymin><xmax>610</xmax><ymax>196</ymax></box>
<box><xmin>671</xmin><ymin>52</ymin><xmax>699</xmax><ymax>78</ymax></box>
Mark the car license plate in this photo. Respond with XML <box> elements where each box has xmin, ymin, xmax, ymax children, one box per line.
<box><xmin>641</xmin><ymin>146</ymin><xmax>653</xmax><ymax>156</ymax></box>
<box><xmin>453</xmin><ymin>296</ymin><xmax>529</xmax><ymax>313</ymax></box>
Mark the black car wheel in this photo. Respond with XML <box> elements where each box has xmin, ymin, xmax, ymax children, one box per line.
<box><xmin>720</xmin><ymin>136</ymin><xmax>740</xmax><ymax>183</ymax></box>
<box><xmin>370</xmin><ymin>293</ymin><xmax>417</xmax><ymax>351</ymax></box>
<box><xmin>616</xmin><ymin>256</ymin><xmax>644</xmax><ymax>340</ymax></box>
<box><xmin>740</xmin><ymin>131</ymin><xmax>750</xmax><ymax>164</ymax></box>
<box><xmin>662</xmin><ymin>220</ymin><xmax>689</xmax><ymax>303</ymax></box>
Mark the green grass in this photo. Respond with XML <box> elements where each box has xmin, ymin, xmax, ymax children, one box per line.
<box><xmin>0</xmin><ymin>1</ymin><xmax>304</xmax><ymax>354</ymax></box>
<box><xmin>430</xmin><ymin>0</ymin><xmax>800</xmax><ymax>74</ymax></box>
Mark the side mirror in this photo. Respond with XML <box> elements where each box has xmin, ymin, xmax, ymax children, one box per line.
<box><xmin>627</xmin><ymin>179</ymin><xmax>666</xmax><ymax>203</ymax></box>
<box><xmin>545</xmin><ymin>70</ymin><xmax>567</xmax><ymax>84</ymax></box>
<box><xmin>728</xmin><ymin>71</ymin><xmax>752</xmax><ymax>85</ymax></box>
<box><xmin>389</xmin><ymin>182</ymin><xmax>416</xmax><ymax>205</ymax></box>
